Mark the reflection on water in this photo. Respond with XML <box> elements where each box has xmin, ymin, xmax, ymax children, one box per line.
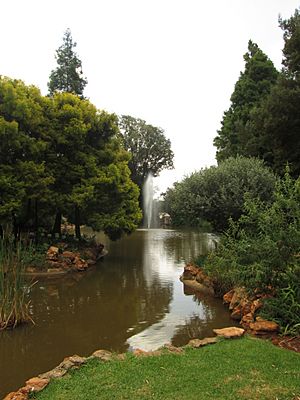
<box><xmin>0</xmin><ymin>229</ymin><xmax>233</xmax><ymax>398</ymax></box>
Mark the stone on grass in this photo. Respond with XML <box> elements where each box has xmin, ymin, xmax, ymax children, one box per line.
<box><xmin>25</xmin><ymin>377</ymin><xmax>49</xmax><ymax>392</ymax></box>
<box><xmin>213</xmin><ymin>327</ymin><xmax>245</xmax><ymax>338</ymax></box>
<box><xmin>250</xmin><ymin>320</ymin><xmax>279</xmax><ymax>333</ymax></box>
<box><xmin>92</xmin><ymin>349</ymin><xmax>113</xmax><ymax>361</ymax></box>
<box><xmin>188</xmin><ymin>337</ymin><xmax>218</xmax><ymax>348</ymax></box>
<box><xmin>163</xmin><ymin>343</ymin><xmax>184</xmax><ymax>354</ymax></box>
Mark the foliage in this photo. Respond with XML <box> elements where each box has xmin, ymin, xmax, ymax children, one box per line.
<box><xmin>118</xmin><ymin>115</ymin><xmax>174</xmax><ymax>190</ymax></box>
<box><xmin>0</xmin><ymin>239</ymin><xmax>32</xmax><ymax>329</ymax></box>
<box><xmin>164</xmin><ymin>156</ymin><xmax>276</xmax><ymax>232</ymax></box>
<box><xmin>48</xmin><ymin>29</ymin><xmax>88</xmax><ymax>97</ymax></box>
<box><xmin>245</xmin><ymin>8</ymin><xmax>300</xmax><ymax>178</ymax></box>
<box><xmin>204</xmin><ymin>170</ymin><xmax>300</xmax><ymax>333</ymax></box>
<box><xmin>31</xmin><ymin>337</ymin><xmax>300</xmax><ymax>400</ymax></box>
<box><xmin>0</xmin><ymin>76</ymin><xmax>141</xmax><ymax>241</ymax></box>
<box><xmin>214</xmin><ymin>40</ymin><xmax>278</xmax><ymax>162</ymax></box>
<box><xmin>280</xmin><ymin>7</ymin><xmax>300</xmax><ymax>79</ymax></box>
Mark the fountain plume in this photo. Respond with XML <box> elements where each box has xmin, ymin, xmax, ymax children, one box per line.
<box><xmin>143</xmin><ymin>173</ymin><xmax>154</xmax><ymax>229</ymax></box>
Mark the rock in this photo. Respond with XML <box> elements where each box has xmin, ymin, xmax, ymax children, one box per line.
<box><xmin>241</xmin><ymin>312</ymin><xmax>254</xmax><ymax>326</ymax></box>
<box><xmin>3</xmin><ymin>392</ymin><xmax>28</xmax><ymax>400</ymax></box>
<box><xmin>182</xmin><ymin>264</ymin><xmax>199</xmax><ymax>280</ymax></box>
<box><xmin>91</xmin><ymin>349</ymin><xmax>113</xmax><ymax>361</ymax></box>
<box><xmin>62</xmin><ymin>251</ymin><xmax>76</xmax><ymax>261</ymax></box>
<box><xmin>213</xmin><ymin>327</ymin><xmax>245</xmax><ymax>338</ymax></box>
<box><xmin>86</xmin><ymin>259</ymin><xmax>96</xmax><ymax>265</ymax></box>
<box><xmin>188</xmin><ymin>337</ymin><xmax>218</xmax><ymax>347</ymax></box>
<box><xmin>229</xmin><ymin>288</ymin><xmax>248</xmax><ymax>310</ymax></box>
<box><xmin>223</xmin><ymin>289</ymin><xmax>235</xmax><ymax>304</ymax></box>
<box><xmin>39</xmin><ymin>366</ymin><xmax>67</xmax><ymax>380</ymax></box>
<box><xmin>231</xmin><ymin>305</ymin><xmax>243</xmax><ymax>320</ymax></box>
<box><xmin>46</xmin><ymin>246</ymin><xmax>59</xmax><ymax>261</ymax></box>
<box><xmin>182</xmin><ymin>279</ymin><xmax>214</xmax><ymax>295</ymax></box>
<box><xmin>163</xmin><ymin>343</ymin><xmax>184</xmax><ymax>354</ymax></box>
<box><xmin>133</xmin><ymin>349</ymin><xmax>162</xmax><ymax>357</ymax></box>
<box><xmin>250</xmin><ymin>299</ymin><xmax>263</xmax><ymax>314</ymax></box>
<box><xmin>25</xmin><ymin>377</ymin><xmax>49</xmax><ymax>392</ymax></box>
<box><xmin>73</xmin><ymin>256</ymin><xmax>88</xmax><ymax>271</ymax></box>
<box><xmin>59</xmin><ymin>355</ymin><xmax>86</xmax><ymax>370</ymax></box>
<box><xmin>249</xmin><ymin>320</ymin><xmax>279</xmax><ymax>333</ymax></box>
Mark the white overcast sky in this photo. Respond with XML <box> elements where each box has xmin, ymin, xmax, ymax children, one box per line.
<box><xmin>1</xmin><ymin>0</ymin><xmax>299</xmax><ymax>193</ymax></box>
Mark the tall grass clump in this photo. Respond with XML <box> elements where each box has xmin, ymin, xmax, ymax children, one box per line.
<box><xmin>203</xmin><ymin>168</ymin><xmax>300</xmax><ymax>334</ymax></box>
<box><xmin>0</xmin><ymin>239</ymin><xmax>32</xmax><ymax>330</ymax></box>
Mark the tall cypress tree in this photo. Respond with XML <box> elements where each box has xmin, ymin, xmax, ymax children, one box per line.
<box><xmin>214</xmin><ymin>41</ymin><xmax>278</xmax><ymax>162</ymax></box>
<box><xmin>48</xmin><ymin>28</ymin><xmax>87</xmax><ymax>97</ymax></box>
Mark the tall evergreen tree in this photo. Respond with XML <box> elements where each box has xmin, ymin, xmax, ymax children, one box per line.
<box><xmin>246</xmin><ymin>8</ymin><xmax>300</xmax><ymax>178</ymax></box>
<box><xmin>214</xmin><ymin>41</ymin><xmax>278</xmax><ymax>162</ymax></box>
<box><xmin>48</xmin><ymin>29</ymin><xmax>87</xmax><ymax>97</ymax></box>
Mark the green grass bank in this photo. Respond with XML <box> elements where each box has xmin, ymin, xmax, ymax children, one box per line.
<box><xmin>31</xmin><ymin>337</ymin><xmax>300</xmax><ymax>400</ymax></box>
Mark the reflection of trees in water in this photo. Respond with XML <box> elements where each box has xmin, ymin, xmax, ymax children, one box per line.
<box><xmin>171</xmin><ymin>288</ymin><xmax>238</xmax><ymax>347</ymax></box>
<box><xmin>0</xmin><ymin>235</ymin><xmax>173</xmax><ymax>398</ymax></box>
<box><xmin>163</xmin><ymin>231</ymin><xmax>218</xmax><ymax>263</ymax></box>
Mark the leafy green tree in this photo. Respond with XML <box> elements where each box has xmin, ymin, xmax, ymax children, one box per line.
<box><xmin>164</xmin><ymin>156</ymin><xmax>276</xmax><ymax>232</ymax></box>
<box><xmin>48</xmin><ymin>29</ymin><xmax>87</xmax><ymax>97</ymax></box>
<box><xmin>214</xmin><ymin>41</ymin><xmax>278</xmax><ymax>162</ymax></box>
<box><xmin>118</xmin><ymin>115</ymin><xmax>174</xmax><ymax>190</ymax></box>
<box><xmin>44</xmin><ymin>93</ymin><xmax>141</xmax><ymax>240</ymax></box>
<box><xmin>0</xmin><ymin>77</ymin><xmax>53</xmax><ymax>239</ymax></box>
<box><xmin>246</xmin><ymin>8</ymin><xmax>300</xmax><ymax>178</ymax></box>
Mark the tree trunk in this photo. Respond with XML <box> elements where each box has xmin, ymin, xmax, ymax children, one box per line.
<box><xmin>75</xmin><ymin>205</ymin><xmax>81</xmax><ymax>239</ymax></box>
<box><xmin>52</xmin><ymin>211</ymin><xmax>62</xmax><ymax>237</ymax></box>
<box><xmin>0</xmin><ymin>225</ymin><xmax>3</xmax><ymax>239</ymax></box>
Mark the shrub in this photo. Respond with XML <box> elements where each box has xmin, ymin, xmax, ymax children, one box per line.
<box><xmin>164</xmin><ymin>156</ymin><xmax>276</xmax><ymax>231</ymax></box>
<box><xmin>203</xmin><ymin>170</ymin><xmax>300</xmax><ymax>333</ymax></box>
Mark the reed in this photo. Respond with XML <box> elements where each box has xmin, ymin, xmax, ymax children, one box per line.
<box><xmin>0</xmin><ymin>239</ymin><xmax>32</xmax><ymax>330</ymax></box>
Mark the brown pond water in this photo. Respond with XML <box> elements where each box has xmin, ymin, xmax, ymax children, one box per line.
<box><xmin>0</xmin><ymin>229</ymin><xmax>236</xmax><ymax>397</ymax></box>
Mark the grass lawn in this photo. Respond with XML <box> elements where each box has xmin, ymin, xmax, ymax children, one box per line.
<box><xmin>31</xmin><ymin>336</ymin><xmax>300</xmax><ymax>400</ymax></box>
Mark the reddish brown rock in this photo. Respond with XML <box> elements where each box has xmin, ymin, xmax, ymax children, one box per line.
<box><xmin>3</xmin><ymin>392</ymin><xmax>28</xmax><ymax>400</ymax></box>
<box><xmin>188</xmin><ymin>337</ymin><xmax>218</xmax><ymax>348</ymax></box>
<box><xmin>62</xmin><ymin>251</ymin><xmax>76</xmax><ymax>261</ymax></box>
<box><xmin>229</xmin><ymin>288</ymin><xmax>248</xmax><ymax>310</ymax></box>
<box><xmin>231</xmin><ymin>305</ymin><xmax>243</xmax><ymax>320</ymax></box>
<box><xmin>182</xmin><ymin>264</ymin><xmax>199</xmax><ymax>280</ymax></box>
<box><xmin>133</xmin><ymin>349</ymin><xmax>162</xmax><ymax>357</ymax></box>
<box><xmin>241</xmin><ymin>312</ymin><xmax>254</xmax><ymax>326</ymax></box>
<box><xmin>250</xmin><ymin>320</ymin><xmax>279</xmax><ymax>333</ymax></box>
<box><xmin>39</xmin><ymin>366</ymin><xmax>67</xmax><ymax>380</ymax></box>
<box><xmin>25</xmin><ymin>377</ymin><xmax>49</xmax><ymax>392</ymax></box>
<box><xmin>213</xmin><ymin>327</ymin><xmax>245</xmax><ymax>338</ymax></box>
<box><xmin>46</xmin><ymin>246</ymin><xmax>59</xmax><ymax>261</ymax></box>
<box><xmin>250</xmin><ymin>299</ymin><xmax>263</xmax><ymax>314</ymax></box>
<box><xmin>223</xmin><ymin>289</ymin><xmax>235</xmax><ymax>304</ymax></box>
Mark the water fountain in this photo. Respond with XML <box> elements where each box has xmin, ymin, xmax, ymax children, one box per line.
<box><xmin>143</xmin><ymin>172</ymin><xmax>154</xmax><ymax>229</ymax></box>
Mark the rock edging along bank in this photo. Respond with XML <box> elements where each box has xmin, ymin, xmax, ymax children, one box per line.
<box><xmin>180</xmin><ymin>264</ymin><xmax>280</xmax><ymax>336</ymax></box>
<box><xmin>3</xmin><ymin>327</ymin><xmax>245</xmax><ymax>400</ymax></box>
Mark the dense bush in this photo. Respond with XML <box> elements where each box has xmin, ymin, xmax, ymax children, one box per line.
<box><xmin>203</xmin><ymin>170</ymin><xmax>300</xmax><ymax>334</ymax></box>
<box><xmin>164</xmin><ymin>156</ymin><xmax>276</xmax><ymax>231</ymax></box>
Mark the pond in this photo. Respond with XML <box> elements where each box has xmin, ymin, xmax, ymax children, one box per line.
<box><xmin>0</xmin><ymin>229</ymin><xmax>235</xmax><ymax>397</ymax></box>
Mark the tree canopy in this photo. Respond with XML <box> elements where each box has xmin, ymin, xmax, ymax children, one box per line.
<box><xmin>214</xmin><ymin>41</ymin><xmax>278</xmax><ymax>162</ymax></box>
<box><xmin>118</xmin><ymin>115</ymin><xmax>174</xmax><ymax>190</ymax></box>
<box><xmin>48</xmin><ymin>29</ymin><xmax>88</xmax><ymax>97</ymax></box>
<box><xmin>0</xmin><ymin>76</ymin><xmax>141</xmax><ymax>241</ymax></box>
